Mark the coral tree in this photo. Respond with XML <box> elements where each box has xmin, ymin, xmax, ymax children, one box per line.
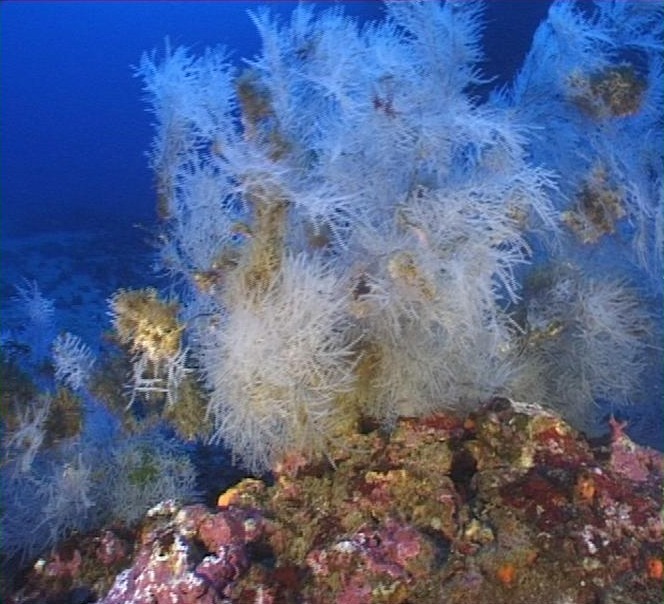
<box><xmin>132</xmin><ymin>0</ymin><xmax>662</xmax><ymax>471</ymax></box>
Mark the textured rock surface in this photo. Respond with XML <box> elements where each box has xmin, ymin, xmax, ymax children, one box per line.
<box><xmin>5</xmin><ymin>399</ymin><xmax>662</xmax><ymax>604</ymax></box>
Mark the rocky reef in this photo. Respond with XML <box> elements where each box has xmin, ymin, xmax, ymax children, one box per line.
<box><xmin>5</xmin><ymin>399</ymin><xmax>662</xmax><ymax>604</ymax></box>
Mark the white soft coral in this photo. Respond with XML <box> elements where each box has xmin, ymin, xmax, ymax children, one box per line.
<box><xmin>52</xmin><ymin>332</ymin><xmax>95</xmax><ymax>391</ymax></box>
<box><xmin>199</xmin><ymin>253</ymin><xmax>356</xmax><ymax>472</ymax></box>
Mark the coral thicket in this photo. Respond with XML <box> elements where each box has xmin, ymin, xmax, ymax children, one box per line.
<box><xmin>132</xmin><ymin>0</ymin><xmax>662</xmax><ymax>470</ymax></box>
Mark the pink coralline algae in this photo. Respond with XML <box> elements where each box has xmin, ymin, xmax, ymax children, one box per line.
<box><xmin>4</xmin><ymin>401</ymin><xmax>663</xmax><ymax>604</ymax></box>
<box><xmin>44</xmin><ymin>546</ymin><xmax>83</xmax><ymax>579</ymax></box>
<box><xmin>96</xmin><ymin>529</ymin><xmax>130</xmax><ymax>567</ymax></box>
<box><xmin>306</xmin><ymin>518</ymin><xmax>432</xmax><ymax>604</ymax></box>
<box><xmin>608</xmin><ymin>416</ymin><xmax>663</xmax><ymax>483</ymax></box>
<box><xmin>99</xmin><ymin>500</ymin><xmax>264</xmax><ymax>604</ymax></box>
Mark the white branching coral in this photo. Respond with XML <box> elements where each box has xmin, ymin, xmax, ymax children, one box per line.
<box><xmin>13</xmin><ymin>279</ymin><xmax>55</xmax><ymax>326</ymax></box>
<box><xmin>52</xmin><ymin>332</ymin><xmax>96</xmax><ymax>391</ymax></box>
<box><xmin>33</xmin><ymin>451</ymin><xmax>97</xmax><ymax>545</ymax></box>
<box><xmin>516</xmin><ymin>271</ymin><xmax>654</xmax><ymax>432</ymax></box>
<box><xmin>3</xmin><ymin>396</ymin><xmax>51</xmax><ymax>474</ymax></box>
<box><xmin>198</xmin><ymin>253</ymin><xmax>356</xmax><ymax>472</ymax></box>
<box><xmin>101</xmin><ymin>434</ymin><xmax>198</xmax><ymax>524</ymax></box>
<box><xmin>135</xmin><ymin>0</ymin><xmax>662</xmax><ymax>464</ymax></box>
<box><xmin>11</xmin><ymin>279</ymin><xmax>57</xmax><ymax>363</ymax></box>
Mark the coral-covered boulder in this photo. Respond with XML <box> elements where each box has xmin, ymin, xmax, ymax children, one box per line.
<box><xmin>4</xmin><ymin>400</ymin><xmax>662</xmax><ymax>604</ymax></box>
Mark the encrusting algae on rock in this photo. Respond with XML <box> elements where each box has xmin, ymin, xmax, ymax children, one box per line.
<box><xmin>7</xmin><ymin>399</ymin><xmax>662</xmax><ymax>604</ymax></box>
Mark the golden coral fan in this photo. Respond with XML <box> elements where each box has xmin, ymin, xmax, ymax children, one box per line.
<box><xmin>108</xmin><ymin>288</ymin><xmax>183</xmax><ymax>365</ymax></box>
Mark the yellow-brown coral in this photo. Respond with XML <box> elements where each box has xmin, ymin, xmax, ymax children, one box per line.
<box><xmin>109</xmin><ymin>288</ymin><xmax>183</xmax><ymax>365</ymax></box>
<box><xmin>562</xmin><ymin>165</ymin><xmax>625</xmax><ymax>244</ymax></box>
<box><xmin>387</xmin><ymin>251</ymin><xmax>435</xmax><ymax>301</ymax></box>
<box><xmin>568</xmin><ymin>64</ymin><xmax>646</xmax><ymax>119</ymax></box>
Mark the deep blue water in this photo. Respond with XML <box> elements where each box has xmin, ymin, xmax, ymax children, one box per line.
<box><xmin>1</xmin><ymin>1</ymin><xmax>548</xmax><ymax>238</ymax></box>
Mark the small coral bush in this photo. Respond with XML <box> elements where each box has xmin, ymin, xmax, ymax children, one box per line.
<box><xmin>0</xmin><ymin>431</ymin><xmax>198</xmax><ymax>564</ymax></box>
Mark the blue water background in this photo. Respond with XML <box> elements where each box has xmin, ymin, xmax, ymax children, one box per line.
<box><xmin>1</xmin><ymin>1</ymin><xmax>549</xmax><ymax>238</ymax></box>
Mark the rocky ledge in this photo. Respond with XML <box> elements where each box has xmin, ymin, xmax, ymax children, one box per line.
<box><xmin>6</xmin><ymin>399</ymin><xmax>663</xmax><ymax>604</ymax></box>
